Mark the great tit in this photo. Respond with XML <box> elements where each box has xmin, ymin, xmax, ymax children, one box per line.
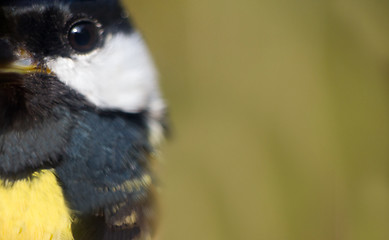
<box><xmin>0</xmin><ymin>0</ymin><xmax>166</xmax><ymax>239</ymax></box>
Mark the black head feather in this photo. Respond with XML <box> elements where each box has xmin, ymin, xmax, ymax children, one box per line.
<box><xmin>0</xmin><ymin>0</ymin><xmax>118</xmax><ymax>6</ymax></box>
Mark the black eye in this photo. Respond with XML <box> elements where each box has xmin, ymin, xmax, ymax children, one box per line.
<box><xmin>68</xmin><ymin>20</ymin><xmax>100</xmax><ymax>53</ymax></box>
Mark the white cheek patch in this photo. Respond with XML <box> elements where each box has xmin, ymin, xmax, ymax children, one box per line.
<box><xmin>46</xmin><ymin>32</ymin><xmax>165</xmax><ymax>118</ymax></box>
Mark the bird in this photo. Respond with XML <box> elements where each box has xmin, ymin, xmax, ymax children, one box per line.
<box><xmin>0</xmin><ymin>0</ymin><xmax>167</xmax><ymax>239</ymax></box>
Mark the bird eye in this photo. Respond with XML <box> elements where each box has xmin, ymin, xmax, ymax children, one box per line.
<box><xmin>68</xmin><ymin>20</ymin><xmax>100</xmax><ymax>53</ymax></box>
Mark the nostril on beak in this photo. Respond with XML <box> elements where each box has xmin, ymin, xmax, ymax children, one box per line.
<box><xmin>0</xmin><ymin>39</ymin><xmax>15</xmax><ymax>65</ymax></box>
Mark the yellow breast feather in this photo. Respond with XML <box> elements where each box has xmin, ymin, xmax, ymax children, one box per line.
<box><xmin>0</xmin><ymin>170</ymin><xmax>73</xmax><ymax>240</ymax></box>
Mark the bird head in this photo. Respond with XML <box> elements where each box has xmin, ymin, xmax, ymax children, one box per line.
<box><xmin>0</xmin><ymin>0</ymin><xmax>165</xmax><ymax>131</ymax></box>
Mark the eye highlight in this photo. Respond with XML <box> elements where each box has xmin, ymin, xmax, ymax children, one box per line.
<box><xmin>68</xmin><ymin>20</ymin><xmax>100</xmax><ymax>53</ymax></box>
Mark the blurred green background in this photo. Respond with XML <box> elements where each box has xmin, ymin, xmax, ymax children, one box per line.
<box><xmin>123</xmin><ymin>1</ymin><xmax>389</xmax><ymax>239</ymax></box>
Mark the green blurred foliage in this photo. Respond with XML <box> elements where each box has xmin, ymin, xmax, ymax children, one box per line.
<box><xmin>123</xmin><ymin>0</ymin><xmax>389</xmax><ymax>239</ymax></box>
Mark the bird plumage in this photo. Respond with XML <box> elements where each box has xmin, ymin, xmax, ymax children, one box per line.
<box><xmin>0</xmin><ymin>0</ymin><xmax>165</xmax><ymax>239</ymax></box>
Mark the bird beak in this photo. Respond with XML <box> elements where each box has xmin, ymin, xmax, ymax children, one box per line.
<box><xmin>0</xmin><ymin>63</ymin><xmax>38</xmax><ymax>74</ymax></box>
<box><xmin>0</xmin><ymin>49</ymin><xmax>51</xmax><ymax>75</ymax></box>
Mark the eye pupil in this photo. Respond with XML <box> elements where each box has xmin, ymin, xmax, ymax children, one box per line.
<box><xmin>68</xmin><ymin>21</ymin><xmax>99</xmax><ymax>53</ymax></box>
<box><xmin>71</xmin><ymin>25</ymin><xmax>91</xmax><ymax>46</ymax></box>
